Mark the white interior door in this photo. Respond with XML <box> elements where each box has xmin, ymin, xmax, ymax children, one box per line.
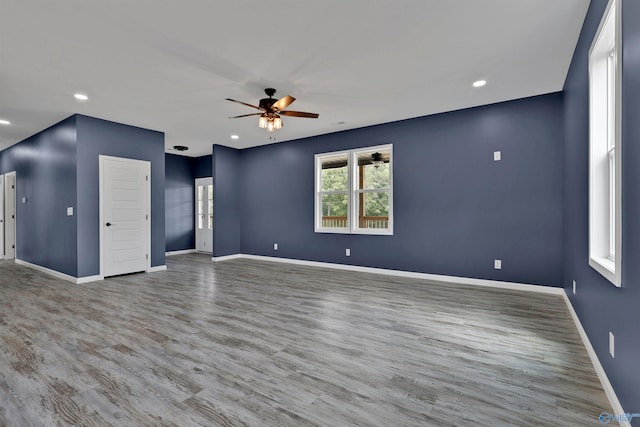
<box><xmin>101</xmin><ymin>156</ymin><xmax>150</xmax><ymax>277</ymax></box>
<box><xmin>195</xmin><ymin>177</ymin><xmax>213</xmax><ymax>253</ymax></box>
<box><xmin>0</xmin><ymin>174</ymin><xmax>4</xmax><ymax>258</ymax></box>
<box><xmin>4</xmin><ymin>172</ymin><xmax>16</xmax><ymax>260</ymax></box>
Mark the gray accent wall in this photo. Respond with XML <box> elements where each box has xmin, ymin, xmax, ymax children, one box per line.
<box><xmin>76</xmin><ymin>115</ymin><xmax>165</xmax><ymax>276</ymax></box>
<box><xmin>0</xmin><ymin>114</ymin><xmax>165</xmax><ymax>278</ymax></box>
<box><xmin>0</xmin><ymin>117</ymin><xmax>78</xmax><ymax>276</ymax></box>
<box><xmin>212</xmin><ymin>145</ymin><xmax>241</xmax><ymax>257</ymax></box>
<box><xmin>165</xmin><ymin>153</ymin><xmax>196</xmax><ymax>252</ymax></box>
<box><xmin>237</xmin><ymin>94</ymin><xmax>564</xmax><ymax>286</ymax></box>
<box><xmin>194</xmin><ymin>154</ymin><xmax>212</xmax><ymax>179</ymax></box>
<box><xmin>563</xmin><ymin>0</ymin><xmax>640</xmax><ymax>416</ymax></box>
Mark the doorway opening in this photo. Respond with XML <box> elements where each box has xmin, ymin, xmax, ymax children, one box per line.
<box><xmin>3</xmin><ymin>172</ymin><xmax>16</xmax><ymax>260</ymax></box>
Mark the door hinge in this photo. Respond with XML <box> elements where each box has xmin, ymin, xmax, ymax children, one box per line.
<box><xmin>12</xmin><ymin>245</ymin><xmax>15</xmax><ymax>249</ymax></box>
<box><xmin>12</xmin><ymin>185</ymin><xmax>15</xmax><ymax>189</ymax></box>
<box><xmin>146</xmin><ymin>175</ymin><xmax>149</xmax><ymax>181</ymax></box>
<box><xmin>12</xmin><ymin>215</ymin><xmax>14</xmax><ymax>219</ymax></box>
<box><xmin>146</xmin><ymin>214</ymin><xmax>149</xmax><ymax>220</ymax></box>
<box><xmin>145</xmin><ymin>254</ymin><xmax>149</xmax><ymax>260</ymax></box>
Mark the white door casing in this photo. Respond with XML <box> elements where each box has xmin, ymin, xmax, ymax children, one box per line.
<box><xmin>195</xmin><ymin>177</ymin><xmax>213</xmax><ymax>253</ymax></box>
<box><xmin>4</xmin><ymin>172</ymin><xmax>16</xmax><ymax>260</ymax></box>
<box><xmin>0</xmin><ymin>174</ymin><xmax>4</xmax><ymax>258</ymax></box>
<box><xmin>99</xmin><ymin>156</ymin><xmax>150</xmax><ymax>277</ymax></box>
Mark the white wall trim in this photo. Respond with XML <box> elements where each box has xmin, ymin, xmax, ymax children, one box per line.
<box><xmin>562</xmin><ymin>292</ymin><xmax>629</xmax><ymax>426</ymax></box>
<box><xmin>212</xmin><ymin>254</ymin><xmax>562</xmax><ymax>295</ymax></box>
<box><xmin>77</xmin><ymin>275</ymin><xmax>104</xmax><ymax>284</ymax></box>
<box><xmin>166</xmin><ymin>249</ymin><xmax>196</xmax><ymax>256</ymax></box>
<box><xmin>15</xmin><ymin>259</ymin><xmax>103</xmax><ymax>284</ymax></box>
<box><xmin>212</xmin><ymin>254</ymin><xmax>246</xmax><ymax>262</ymax></box>
<box><xmin>147</xmin><ymin>265</ymin><xmax>167</xmax><ymax>272</ymax></box>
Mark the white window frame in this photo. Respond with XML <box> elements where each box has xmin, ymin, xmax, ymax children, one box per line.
<box><xmin>315</xmin><ymin>150</ymin><xmax>351</xmax><ymax>234</ymax></box>
<box><xmin>588</xmin><ymin>0</ymin><xmax>621</xmax><ymax>287</ymax></box>
<box><xmin>315</xmin><ymin>144</ymin><xmax>393</xmax><ymax>235</ymax></box>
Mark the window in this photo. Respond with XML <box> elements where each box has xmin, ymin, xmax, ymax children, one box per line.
<box><xmin>589</xmin><ymin>0</ymin><xmax>621</xmax><ymax>286</ymax></box>
<box><xmin>315</xmin><ymin>144</ymin><xmax>393</xmax><ymax>235</ymax></box>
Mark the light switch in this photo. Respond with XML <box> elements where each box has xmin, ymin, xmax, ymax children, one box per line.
<box><xmin>67</xmin><ymin>207</ymin><xmax>74</xmax><ymax>216</ymax></box>
<box><xmin>21</xmin><ymin>197</ymin><xmax>26</xmax><ymax>204</ymax></box>
<box><xmin>494</xmin><ymin>151</ymin><xmax>501</xmax><ymax>161</ymax></box>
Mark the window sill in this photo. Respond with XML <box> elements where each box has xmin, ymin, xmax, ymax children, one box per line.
<box><xmin>589</xmin><ymin>256</ymin><xmax>621</xmax><ymax>287</ymax></box>
<box><xmin>314</xmin><ymin>228</ymin><xmax>393</xmax><ymax>236</ymax></box>
<box><xmin>315</xmin><ymin>228</ymin><xmax>350</xmax><ymax>234</ymax></box>
<box><xmin>352</xmin><ymin>229</ymin><xmax>393</xmax><ymax>236</ymax></box>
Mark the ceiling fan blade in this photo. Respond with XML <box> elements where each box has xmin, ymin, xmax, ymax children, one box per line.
<box><xmin>279</xmin><ymin>110</ymin><xmax>319</xmax><ymax>118</ymax></box>
<box><xmin>272</xmin><ymin>95</ymin><xmax>296</xmax><ymax>111</ymax></box>
<box><xmin>229</xmin><ymin>113</ymin><xmax>263</xmax><ymax>118</ymax></box>
<box><xmin>225</xmin><ymin>98</ymin><xmax>264</xmax><ymax>111</ymax></box>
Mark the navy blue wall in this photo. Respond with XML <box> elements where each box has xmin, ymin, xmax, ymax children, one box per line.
<box><xmin>76</xmin><ymin>115</ymin><xmax>165</xmax><ymax>276</ymax></box>
<box><xmin>165</xmin><ymin>153</ymin><xmax>195</xmax><ymax>252</ymax></box>
<box><xmin>164</xmin><ymin>153</ymin><xmax>211</xmax><ymax>253</ymax></box>
<box><xmin>212</xmin><ymin>145</ymin><xmax>241</xmax><ymax>257</ymax></box>
<box><xmin>239</xmin><ymin>94</ymin><xmax>564</xmax><ymax>286</ymax></box>
<box><xmin>0</xmin><ymin>117</ymin><xmax>78</xmax><ymax>276</ymax></box>
<box><xmin>563</xmin><ymin>0</ymin><xmax>640</xmax><ymax>417</ymax></box>
<box><xmin>194</xmin><ymin>154</ymin><xmax>212</xmax><ymax>179</ymax></box>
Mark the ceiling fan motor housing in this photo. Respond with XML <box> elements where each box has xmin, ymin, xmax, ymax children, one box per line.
<box><xmin>260</xmin><ymin>88</ymin><xmax>278</xmax><ymax>110</ymax></box>
<box><xmin>259</xmin><ymin>98</ymin><xmax>276</xmax><ymax>110</ymax></box>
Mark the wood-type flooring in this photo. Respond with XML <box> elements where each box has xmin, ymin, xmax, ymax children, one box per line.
<box><xmin>0</xmin><ymin>254</ymin><xmax>611</xmax><ymax>426</ymax></box>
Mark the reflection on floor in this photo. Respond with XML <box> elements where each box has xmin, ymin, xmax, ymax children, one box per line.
<box><xmin>0</xmin><ymin>254</ymin><xmax>610</xmax><ymax>426</ymax></box>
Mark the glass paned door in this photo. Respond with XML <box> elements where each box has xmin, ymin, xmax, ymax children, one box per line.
<box><xmin>195</xmin><ymin>177</ymin><xmax>213</xmax><ymax>253</ymax></box>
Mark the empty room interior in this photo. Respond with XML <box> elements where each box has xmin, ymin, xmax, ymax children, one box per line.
<box><xmin>1</xmin><ymin>0</ymin><xmax>639</xmax><ymax>426</ymax></box>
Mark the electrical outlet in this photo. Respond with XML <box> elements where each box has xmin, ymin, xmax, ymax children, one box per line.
<box><xmin>346</xmin><ymin>248</ymin><xmax>351</xmax><ymax>257</ymax></box>
<box><xmin>609</xmin><ymin>332</ymin><xmax>615</xmax><ymax>358</ymax></box>
<box><xmin>67</xmin><ymin>207</ymin><xmax>74</xmax><ymax>216</ymax></box>
<box><xmin>572</xmin><ymin>280</ymin><xmax>576</xmax><ymax>295</ymax></box>
<box><xmin>494</xmin><ymin>151</ymin><xmax>501</xmax><ymax>161</ymax></box>
<box><xmin>494</xmin><ymin>259</ymin><xmax>502</xmax><ymax>270</ymax></box>
<box><xmin>273</xmin><ymin>243</ymin><xmax>278</xmax><ymax>251</ymax></box>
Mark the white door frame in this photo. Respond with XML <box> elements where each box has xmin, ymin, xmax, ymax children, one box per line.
<box><xmin>4</xmin><ymin>171</ymin><xmax>16</xmax><ymax>260</ymax></box>
<box><xmin>195</xmin><ymin>177</ymin><xmax>213</xmax><ymax>253</ymax></box>
<box><xmin>0</xmin><ymin>174</ymin><xmax>4</xmax><ymax>259</ymax></box>
<box><xmin>99</xmin><ymin>155</ymin><xmax>151</xmax><ymax>278</ymax></box>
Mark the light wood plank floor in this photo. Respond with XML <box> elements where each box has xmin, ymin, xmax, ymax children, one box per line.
<box><xmin>0</xmin><ymin>254</ymin><xmax>610</xmax><ymax>426</ymax></box>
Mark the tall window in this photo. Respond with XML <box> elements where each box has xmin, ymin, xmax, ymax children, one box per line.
<box><xmin>589</xmin><ymin>0</ymin><xmax>621</xmax><ymax>286</ymax></box>
<box><xmin>315</xmin><ymin>144</ymin><xmax>393</xmax><ymax>235</ymax></box>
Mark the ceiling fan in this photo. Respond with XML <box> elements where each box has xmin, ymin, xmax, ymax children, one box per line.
<box><xmin>226</xmin><ymin>88</ymin><xmax>319</xmax><ymax>132</ymax></box>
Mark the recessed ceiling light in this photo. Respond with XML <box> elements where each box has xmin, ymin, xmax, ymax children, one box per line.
<box><xmin>473</xmin><ymin>80</ymin><xmax>487</xmax><ymax>88</ymax></box>
<box><xmin>74</xmin><ymin>93</ymin><xmax>89</xmax><ymax>101</ymax></box>
<box><xmin>231</xmin><ymin>134</ymin><xmax>239</xmax><ymax>140</ymax></box>
<box><xmin>0</xmin><ymin>119</ymin><xmax>10</xmax><ymax>125</ymax></box>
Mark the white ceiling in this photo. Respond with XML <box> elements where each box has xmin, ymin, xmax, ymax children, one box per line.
<box><xmin>0</xmin><ymin>0</ymin><xmax>589</xmax><ymax>157</ymax></box>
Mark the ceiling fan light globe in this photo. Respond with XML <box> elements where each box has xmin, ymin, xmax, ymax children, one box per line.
<box><xmin>267</xmin><ymin>120</ymin><xmax>275</xmax><ymax>132</ymax></box>
<box><xmin>258</xmin><ymin>116</ymin><xmax>268</xmax><ymax>128</ymax></box>
<box><xmin>274</xmin><ymin>117</ymin><xmax>283</xmax><ymax>129</ymax></box>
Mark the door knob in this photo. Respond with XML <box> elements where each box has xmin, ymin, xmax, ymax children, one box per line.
<box><xmin>106</xmin><ymin>222</ymin><xmax>112</xmax><ymax>227</ymax></box>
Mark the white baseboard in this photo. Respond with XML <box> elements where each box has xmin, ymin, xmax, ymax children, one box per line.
<box><xmin>15</xmin><ymin>259</ymin><xmax>103</xmax><ymax>284</ymax></box>
<box><xmin>165</xmin><ymin>249</ymin><xmax>196</xmax><ymax>256</ymax></box>
<box><xmin>212</xmin><ymin>254</ymin><xmax>246</xmax><ymax>262</ymax></box>
<box><xmin>562</xmin><ymin>293</ymin><xmax>629</xmax><ymax>426</ymax></box>
<box><xmin>212</xmin><ymin>254</ymin><xmax>562</xmax><ymax>295</ymax></box>
<box><xmin>77</xmin><ymin>275</ymin><xmax>103</xmax><ymax>284</ymax></box>
<box><xmin>147</xmin><ymin>265</ymin><xmax>167</xmax><ymax>273</ymax></box>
